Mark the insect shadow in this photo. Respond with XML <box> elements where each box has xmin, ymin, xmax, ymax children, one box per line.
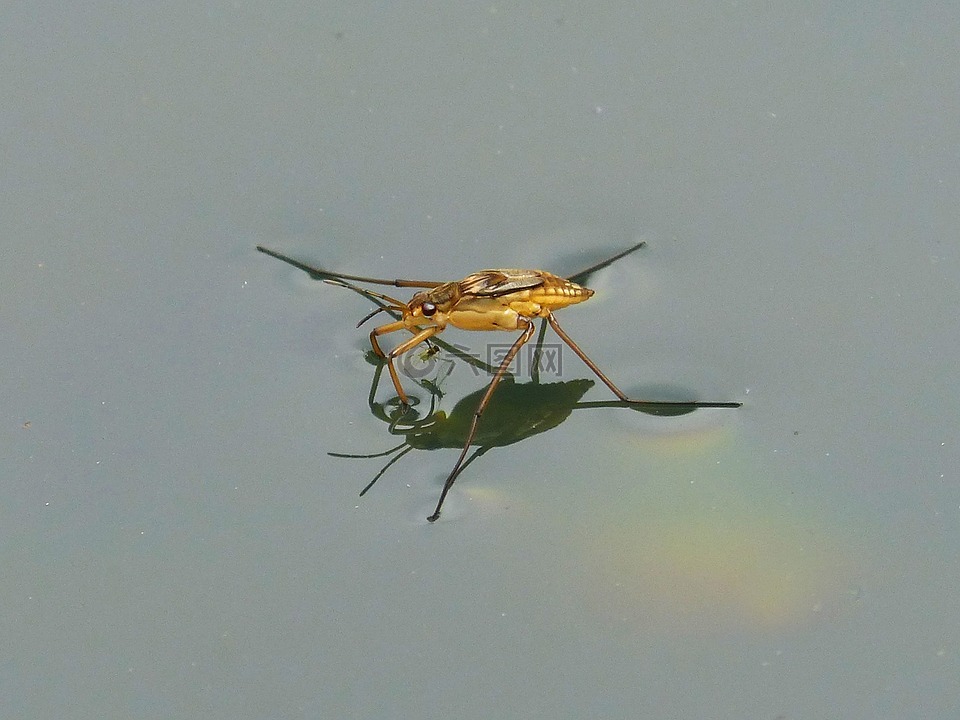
<box><xmin>330</xmin><ymin>335</ymin><xmax>702</xmax><ymax>507</ymax></box>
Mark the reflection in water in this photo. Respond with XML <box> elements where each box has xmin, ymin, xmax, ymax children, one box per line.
<box><xmin>331</xmin><ymin>357</ymin><xmax>682</xmax><ymax>500</ymax></box>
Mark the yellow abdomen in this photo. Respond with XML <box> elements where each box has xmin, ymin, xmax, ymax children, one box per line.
<box><xmin>520</xmin><ymin>272</ymin><xmax>594</xmax><ymax>312</ymax></box>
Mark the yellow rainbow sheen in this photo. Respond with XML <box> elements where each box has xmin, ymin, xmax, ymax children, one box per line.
<box><xmin>579</xmin><ymin>424</ymin><xmax>856</xmax><ymax>630</ymax></box>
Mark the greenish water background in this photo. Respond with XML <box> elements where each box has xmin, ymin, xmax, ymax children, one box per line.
<box><xmin>3</xmin><ymin>3</ymin><xmax>958</xmax><ymax>718</ymax></box>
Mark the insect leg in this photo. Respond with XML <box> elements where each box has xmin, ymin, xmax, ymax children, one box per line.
<box><xmin>256</xmin><ymin>246</ymin><xmax>442</xmax><ymax>288</ymax></box>
<box><xmin>546</xmin><ymin>314</ymin><xmax>742</xmax><ymax>409</ymax></box>
<box><xmin>529</xmin><ymin>318</ymin><xmax>551</xmax><ymax>384</ymax></box>
<box><xmin>566</xmin><ymin>240</ymin><xmax>646</xmax><ymax>284</ymax></box>
<box><xmin>370</xmin><ymin>323</ymin><xmax>442</xmax><ymax>405</ymax></box>
<box><xmin>427</xmin><ymin>320</ymin><xmax>536</xmax><ymax>522</ymax></box>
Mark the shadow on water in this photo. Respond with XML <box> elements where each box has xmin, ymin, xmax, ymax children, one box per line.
<box><xmin>329</xmin><ymin>348</ymin><xmax>710</xmax><ymax>501</ymax></box>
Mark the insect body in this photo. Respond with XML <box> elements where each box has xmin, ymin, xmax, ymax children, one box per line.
<box><xmin>257</xmin><ymin>242</ymin><xmax>741</xmax><ymax>522</ymax></box>
<box><xmin>369</xmin><ymin>269</ymin><xmax>593</xmax><ymax>406</ymax></box>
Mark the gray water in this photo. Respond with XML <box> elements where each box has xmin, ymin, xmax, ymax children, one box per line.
<box><xmin>3</xmin><ymin>3</ymin><xmax>959</xmax><ymax>718</ymax></box>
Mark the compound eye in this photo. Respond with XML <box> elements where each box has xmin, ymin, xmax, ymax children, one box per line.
<box><xmin>421</xmin><ymin>302</ymin><xmax>437</xmax><ymax>317</ymax></box>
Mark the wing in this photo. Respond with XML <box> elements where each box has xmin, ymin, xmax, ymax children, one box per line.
<box><xmin>458</xmin><ymin>269</ymin><xmax>546</xmax><ymax>297</ymax></box>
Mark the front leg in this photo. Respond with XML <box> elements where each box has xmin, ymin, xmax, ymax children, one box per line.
<box><xmin>369</xmin><ymin>323</ymin><xmax>442</xmax><ymax>406</ymax></box>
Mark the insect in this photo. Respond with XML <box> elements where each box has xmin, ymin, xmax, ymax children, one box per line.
<box><xmin>257</xmin><ymin>242</ymin><xmax>741</xmax><ymax>521</ymax></box>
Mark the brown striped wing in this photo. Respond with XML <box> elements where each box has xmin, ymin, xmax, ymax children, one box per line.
<box><xmin>458</xmin><ymin>269</ymin><xmax>546</xmax><ymax>298</ymax></box>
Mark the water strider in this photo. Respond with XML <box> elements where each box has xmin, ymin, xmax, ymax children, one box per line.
<box><xmin>257</xmin><ymin>241</ymin><xmax>741</xmax><ymax>521</ymax></box>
